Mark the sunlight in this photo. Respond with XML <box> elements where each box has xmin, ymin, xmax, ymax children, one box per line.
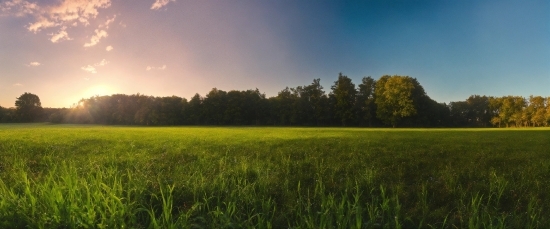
<box><xmin>84</xmin><ymin>85</ymin><xmax>112</xmax><ymax>97</ymax></box>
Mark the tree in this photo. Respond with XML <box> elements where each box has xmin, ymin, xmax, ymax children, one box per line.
<box><xmin>185</xmin><ymin>93</ymin><xmax>203</xmax><ymax>125</ymax></box>
<box><xmin>466</xmin><ymin>95</ymin><xmax>492</xmax><ymax>127</ymax></box>
<box><xmin>356</xmin><ymin>76</ymin><xmax>376</xmax><ymax>126</ymax></box>
<box><xmin>330</xmin><ymin>73</ymin><xmax>356</xmax><ymax>126</ymax></box>
<box><xmin>375</xmin><ymin>75</ymin><xmax>416</xmax><ymax>127</ymax></box>
<box><xmin>15</xmin><ymin>92</ymin><xmax>43</xmax><ymax>122</ymax></box>
<box><xmin>496</xmin><ymin>96</ymin><xmax>525</xmax><ymax>127</ymax></box>
<box><xmin>302</xmin><ymin>79</ymin><xmax>326</xmax><ymax>125</ymax></box>
<box><xmin>449</xmin><ymin>95</ymin><xmax>492</xmax><ymax>127</ymax></box>
<box><xmin>274</xmin><ymin>87</ymin><xmax>295</xmax><ymax>125</ymax></box>
<box><xmin>489</xmin><ymin>97</ymin><xmax>502</xmax><ymax>127</ymax></box>
<box><xmin>528</xmin><ymin>96</ymin><xmax>546</xmax><ymax>127</ymax></box>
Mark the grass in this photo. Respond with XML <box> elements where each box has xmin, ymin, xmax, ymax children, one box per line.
<box><xmin>1</xmin><ymin>124</ymin><xmax>550</xmax><ymax>228</ymax></box>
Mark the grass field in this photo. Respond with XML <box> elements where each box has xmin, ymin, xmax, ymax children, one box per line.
<box><xmin>1</xmin><ymin>124</ymin><xmax>549</xmax><ymax>228</ymax></box>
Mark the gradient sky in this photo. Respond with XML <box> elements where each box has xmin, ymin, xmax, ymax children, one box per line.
<box><xmin>1</xmin><ymin>0</ymin><xmax>549</xmax><ymax>108</ymax></box>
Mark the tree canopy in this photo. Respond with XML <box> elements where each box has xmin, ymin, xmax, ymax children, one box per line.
<box><xmin>2</xmin><ymin>74</ymin><xmax>548</xmax><ymax>128</ymax></box>
<box><xmin>15</xmin><ymin>92</ymin><xmax>43</xmax><ymax>122</ymax></box>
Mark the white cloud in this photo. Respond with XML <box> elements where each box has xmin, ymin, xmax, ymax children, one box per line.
<box><xmin>81</xmin><ymin>65</ymin><xmax>97</xmax><ymax>74</ymax></box>
<box><xmin>28</xmin><ymin>17</ymin><xmax>57</xmax><ymax>33</ymax></box>
<box><xmin>50</xmin><ymin>27</ymin><xmax>72</xmax><ymax>43</ymax></box>
<box><xmin>84</xmin><ymin>29</ymin><xmax>108</xmax><ymax>47</ymax></box>
<box><xmin>50</xmin><ymin>0</ymin><xmax>111</xmax><ymax>25</ymax></box>
<box><xmin>83</xmin><ymin>77</ymin><xmax>90</xmax><ymax>81</ymax></box>
<box><xmin>13</xmin><ymin>83</ymin><xmax>23</xmax><ymax>86</ymax></box>
<box><xmin>2</xmin><ymin>0</ymin><xmax>112</xmax><ymax>43</ymax></box>
<box><xmin>99</xmin><ymin>15</ymin><xmax>116</xmax><ymax>29</ymax></box>
<box><xmin>82</xmin><ymin>59</ymin><xmax>108</xmax><ymax>73</ymax></box>
<box><xmin>95</xmin><ymin>59</ymin><xmax>109</xmax><ymax>66</ymax></box>
<box><xmin>146</xmin><ymin>64</ymin><xmax>167</xmax><ymax>71</ymax></box>
<box><xmin>151</xmin><ymin>0</ymin><xmax>175</xmax><ymax>10</ymax></box>
<box><xmin>27</xmin><ymin>61</ymin><xmax>41</xmax><ymax>67</ymax></box>
<box><xmin>0</xmin><ymin>0</ymin><xmax>39</xmax><ymax>17</ymax></box>
<box><xmin>106</xmin><ymin>45</ymin><xmax>113</xmax><ymax>51</ymax></box>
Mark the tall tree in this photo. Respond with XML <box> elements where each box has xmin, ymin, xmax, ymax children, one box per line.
<box><xmin>185</xmin><ymin>93</ymin><xmax>203</xmax><ymax>125</ymax></box>
<box><xmin>356</xmin><ymin>76</ymin><xmax>376</xmax><ymax>126</ymax></box>
<box><xmin>528</xmin><ymin>96</ymin><xmax>546</xmax><ymax>127</ymax></box>
<box><xmin>466</xmin><ymin>95</ymin><xmax>492</xmax><ymax>127</ymax></box>
<box><xmin>498</xmin><ymin>96</ymin><xmax>525</xmax><ymax>127</ymax></box>
<box><xmin>203</xmin><ymin>88</ymin><xmax>227</xmax><ymax>125</ymax></box>
<box><xmin>15</xmin><ymin>92</ymin><xmax>43</xmax><ymax>122</ymax></box>
<box><xmin>450</xmin><ymin>95</ymin><xmax>492</xmax><ymax>127</ymax></box>
<box><xmin>274</xmin><ymin>87</ymin><xmax>295</xmax><ymax>125</ymax></box>
<box><xmin>330</xmin><ymin>73</ymin><xmax>356</xmax><ymax>126</ymax></box>
<box><xmin>489</xmin><ymin>97</ymin><xmax>503</xmax><ymax>127</ymax></box>
<box><xmin>303</xmin><ymin>79</ymin><xmax>326</xmax><ymax>125</ymax></box>
<box><xmin>375</xmin><ymin>75</ymin><xmax>416</xmax><ymax>127</ymax></box>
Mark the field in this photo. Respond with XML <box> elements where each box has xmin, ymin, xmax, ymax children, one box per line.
<box><xmin>1</xmin><ymin>124</ymin><xmax>550</xmax><ymax>228</ymax></box>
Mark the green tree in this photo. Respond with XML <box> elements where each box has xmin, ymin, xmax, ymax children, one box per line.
<box><xmin>330</xmin><ymin>73</ymin><xmax>356</xmax><ymax>126</ymax></box>
<box><xmin>185</xmin><ymin>93</ymin><xmax>203</xmax><ymax>125</ymax></box>
<box><xmin>356</xmin><ymin>76</ymin><xmax>376</xmax><ymax>126</ymax></box>
<box><xmin>15</xmin><ymin>92</ymin><xmax>43</xmax><ymax>122</ymax></box>
<box><xmin>528</xmin><ymin>96</ymin><xmax>546</xmax><ymax>127</ymax></box>
<box><xmin>466</xmin><ymin>95</ymin><xmax>492</xmax><ymax>127</ymax></box>
<box><xmin>498</xmin><ymin>96</ymin><xmax>525</xmax><ymax>127</ymax></box>
<box><xmin>274</xmin><ymin>87</ymin><xmax>295</xmax><ymax>125</ymax></box>
<box><xmin>303</xmin><ymin>79</ymin><xmax>326</xmax><ymax>125</ymax></box>
<box><xmin>203</xmin><ymin>88</ymin><xmax>227</xmax><ymax>125</ymax></box>
<box><xmin>375</xmin><ymin>75</ymin><xmax>416</xmax><ymax>127</ymax></box>
<box><xmin>489</xmin><ymin>97</ymin><xmax>503</xmax><ymax>127</ymax></box>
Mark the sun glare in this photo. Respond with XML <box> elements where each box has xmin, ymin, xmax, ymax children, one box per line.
<box><xmin>84</xmin><ymin>85</ymin><xmax>112</xmax><ymax>97</ymax></box>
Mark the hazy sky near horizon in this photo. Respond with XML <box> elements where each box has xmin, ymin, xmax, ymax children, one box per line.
<box><xmin>1</xmin><ymin>0</ymin><xmax>549</xmax><ymax>108</ymax></box>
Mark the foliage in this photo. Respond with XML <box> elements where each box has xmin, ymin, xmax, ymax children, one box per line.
<box><xmin>1</xmin><ymin>125</ymin><xmax>550</xmax><ymax>228</ymax></box>
<box><xmin>331</xmin><ymin>73</ymin><xmax>357</xmax><ymax>126</ymax></box>
<box><xmin>15</xmin><ymin>92</ymin><xmax>43</xmax><ymax>122</ymax></box>
<box><xmin>356</xmin><ymin>76</ymin><xmax>377</xmax><ymax>126</ymax></box>
<box><xmin>3</xmin><ymin>74</ymin><xmax>548</xmax><ymax>128</ymax></box>
<box><xmin>375</xmin><ymin>75</ymin><xmax>417</xmax><ymax>127</ymax></box>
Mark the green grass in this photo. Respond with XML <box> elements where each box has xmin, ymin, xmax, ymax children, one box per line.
<box><xmin>1</xmin><ymin>124</ymin><xmax>550</xmax><ymax>228</ymax></box>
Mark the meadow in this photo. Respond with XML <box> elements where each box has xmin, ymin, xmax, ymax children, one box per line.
<box><xmin>1</xmin><ymin>124</ymin><xmax>549</xmax><ymax>228</ymax></box>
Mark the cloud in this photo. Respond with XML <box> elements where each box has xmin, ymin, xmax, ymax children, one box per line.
<box><xmin>81</xmin><ymin>65</ymin><xmax>97</xmax><ymax>73</ymax></box>
<box><xmin>83</xmin><ymin>77</ymin><xmax>90</xmax><ymax>81</ymax></box>
<box><xmin>106</xmin><ymin>45</ymin><xmax>113</xmax><ymax>51</ymax></box>
<box><xmin>13</xmin><ymin>83</ymin><xmax>23</xmax><ymax>86</ymax></box>
<box><xmin>28</xmin><ymin>17</ymin><xmax>57</xmax><ymax>33</ymax></box>
<box><xmin>49</xmin><ymin>0</ymin><xmax>111</xmax><ymax>26</ymax></box>
<box><xmin>0</xmin><ymin>0</ymin><xmax>39</xmax><ymax>17</ymax></box>
<box><xmin>2</xmin><ymin>0</ymin><xmax>112</xmax><ymax>42</ymax></box>
<box><xmin>146</xmin><ymin>64</ymin><xmax>167</xmax><ymax>71</ymax></box>
<box><xmin>151</xmin><ymin>0</ymin><xmax>175</xmax><ymax>10</ymax></box>
<box><xmin>82</xmin><ymin>59</ymin><xmax>109</xmax><ymax>73</ymax></box>
<box><xmin>27</xmin><ymin>61</ymin><xmax>41</xmax><ymax>67</ymax></box>
<box><xmin>50</xmin><ymin>27</ymin><xmax>72</xmax><ymax>43</ymax></box>
<box><xmin>84</xmin><ymin>29</ymin><xmax>108</xmax><ymax>47</ymax></box>
<box><xmin>99</xmin><ymin>15</ymin><xmax>116</xmax><ymax>29</ymax></box>
<box><xmin>95</xmin><ymin>59</ymin><xmax>109</xmax><ymax>66</ymax></box>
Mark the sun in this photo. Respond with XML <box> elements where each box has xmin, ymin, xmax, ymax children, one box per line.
<box><xmin>84</xmin><ymin>85</ymin><xmax>113</xmax><ymax>97</ymax></box>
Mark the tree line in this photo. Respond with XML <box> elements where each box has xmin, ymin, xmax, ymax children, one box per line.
<box><xmin>2</xmin><ymin>74</ymin><xmax>549</xmax><ymax>127</ymax></box>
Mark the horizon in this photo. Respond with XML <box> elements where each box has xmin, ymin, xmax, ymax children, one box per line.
<box><xmin>1</xmin><ymin>0</ymin><xmax>549</xmax><ymax>108</ymax></box>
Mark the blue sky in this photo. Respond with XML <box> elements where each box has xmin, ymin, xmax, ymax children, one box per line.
<box><xmin>1</xmin><ymin>0</ymin><xmax>548</xmax><ymax>108</ymax></box>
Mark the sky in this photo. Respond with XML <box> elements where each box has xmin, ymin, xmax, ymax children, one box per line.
<box><xmin>1</xmin><ymin>0</ymin><xmax>549</xmax><ymax>108</ymax></box>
